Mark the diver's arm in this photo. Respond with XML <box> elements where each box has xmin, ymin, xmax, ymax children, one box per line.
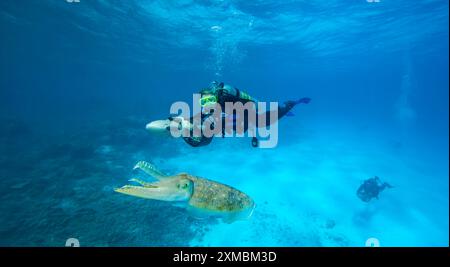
<box><xmin>183</xmin><ymin>135</ymin><xmax>213</xmax><ymax>147</ymax></box>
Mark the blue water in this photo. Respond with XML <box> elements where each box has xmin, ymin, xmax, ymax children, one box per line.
<box><xmin>0</xmin><ymin>0</ymin><xmax>448</xmax><ymax>247</ymax></box>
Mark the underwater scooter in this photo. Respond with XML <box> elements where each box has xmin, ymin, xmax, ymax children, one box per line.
<box><xmin>145</xmin><ymin>116</ymin><xmax>261</xmax><ymax>148</ymax></box>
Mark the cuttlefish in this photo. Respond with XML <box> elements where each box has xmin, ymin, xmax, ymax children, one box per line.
<box><xmin>115</xmin><ymin>161</ymin><xmax>255</xmax><ymax>223</ymax></box>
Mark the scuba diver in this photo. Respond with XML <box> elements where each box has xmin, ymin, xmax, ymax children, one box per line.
<box><xmin>357</xmin><ymin>176</ymin><xmax>393</xmax><ymax>202</ymax></box>
<box><xmin>148</xmin><ymin>81</ymin><xmax>311</xmax><ymax>147</ymax></box>
<box><xmin>183</xmin><ymin>81</ymin><xmax>310</xmax><ymax>147</ymax></box>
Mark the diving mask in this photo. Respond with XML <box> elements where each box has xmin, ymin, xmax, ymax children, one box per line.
<box><xmin>199</xmin><ymin>94</ymin><xmax>218</xmax><ymax>107</ymax></box>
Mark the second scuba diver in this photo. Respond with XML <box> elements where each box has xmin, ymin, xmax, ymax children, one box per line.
<box><xmin>357</xmin><ymin>176</ymin><xmax>393</xmax><ymax>202</ymax></box>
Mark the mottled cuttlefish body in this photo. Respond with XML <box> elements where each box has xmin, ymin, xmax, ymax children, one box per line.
<box><xmin>115</xmin><ymin>161</ymin><xmax>255</xmax><ymax>223</ymax></box>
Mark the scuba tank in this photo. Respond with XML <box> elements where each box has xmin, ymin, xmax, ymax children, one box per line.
<box><xmin>214</xmin><ymin>82</ymin><xmax>257</xmax><ymax>103</ymax></box>
<box><xmin>207</xmin><ymin>81</ymin><xmax>257</xmax><ymax>102</ymax></box>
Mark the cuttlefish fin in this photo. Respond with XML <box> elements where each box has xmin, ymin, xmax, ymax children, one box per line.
<box><xmin>128</xmin><ymin>178</ymin><xmax>157</xmax><ymax>188</ymax></box>
<box><xmin>186</xmin><ymin>206</ymin><xmax>212</xmax><ymax>220</ymax></box>
<box><xmin>133</xmin><ymin>161</ymin><xmax>168</xmax><ymax>180</ymax></box>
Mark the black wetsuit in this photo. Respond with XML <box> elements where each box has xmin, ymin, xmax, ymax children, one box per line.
<box><xmin>183</xmin><ymin>83</ymin><xmax>307</xmax><ymax>147</ymax></box>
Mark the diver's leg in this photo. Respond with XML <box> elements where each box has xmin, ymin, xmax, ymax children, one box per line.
<box><xmin>278</xmin><ymin>97</ymin><xmax>311</xmax><ymax>118</ymax></box>
<box><xmin>240</xmin><ymin>107</ymin><xmax>259</xmax><ymax>147</ymax></box>
<box><xmin>257</xmin><ymin>97</ymin><xmax>312</xmax><ymax>127</ymax></box>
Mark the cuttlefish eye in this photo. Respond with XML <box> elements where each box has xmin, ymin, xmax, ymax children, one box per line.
<box><xmin>177</xmin><ymin>182</ymin><xmax>189</xmax><ymax>190</ymax></box>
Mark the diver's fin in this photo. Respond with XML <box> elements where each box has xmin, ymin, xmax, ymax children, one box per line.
<box><xmin>296</xmin><ymin>97</ymin><xmax>311</xmax><ymax>104</ymax></box>
<box><xmin>283</xmin><ymin>98</ymin><xmax>310</xmax><ymax>109</ymax></box>
<box><xmin>128</xmin><ymin>178</ymin><xmax>157</xmax><ymax>188</ymax></box>
<box><xmin>133</xmin><ymin>161</ymin><xmax>168</xmax><ymax>180</ymax></box>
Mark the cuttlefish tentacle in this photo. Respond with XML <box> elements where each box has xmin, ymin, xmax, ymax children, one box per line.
<box><xmin>115</xmin><ymin>174</ymin><xmax>193</xmax><ymax>202</ymax></box>
<box><xmin>114</xmin><ymin>184</ymin><xmax>184</xmax><ymax>202</ymax></box>
<box><xmin>128</xmin><ymin>178</ymin><xmax>157</xmax><ymax>188</ymax></box>
<box><xmin>133</xmin><ymin>161</ymin><xmax>168</xmax><ymax>180</ymax></box>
